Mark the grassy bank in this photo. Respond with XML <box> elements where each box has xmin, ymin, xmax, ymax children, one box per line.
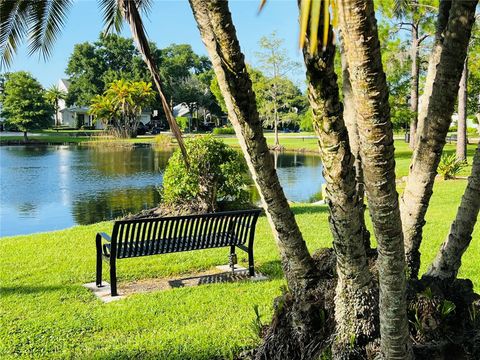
<box><xmin>1</xmin><ymin>178</ymin><xmax>479</xmax><ymax>359</ymax></box>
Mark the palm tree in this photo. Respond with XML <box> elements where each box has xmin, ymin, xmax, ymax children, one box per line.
<box><xmin>301</xmin><ymin>16</ymin><xmax>377</xmax><ymax>355</ymax></box>
<box><xmin>45</xmin><ymin>85</ymin><xmax>67</xmax><ymax>128</ymax></box>
<box><xmin>90</xmin><ymin>79</ymin><xmax>154</xmax><ymax>138</ymax></box>
<box><xmin>0</xmin><ymin>0</ymin><xmax>189</xmax><ymax>165</ymax></box>
<box><xmin>336</xmin><ymin>0</ymin><xmax>412</xmax><ymax>358</ymax></box>
<box><xmin>400</xmin><ymin>0</ymin><xmax>478</xmax><ymax>279</ymax></box>
<box><xmin>456</xmin><ymin>59</ymin><xmax>468</xmax><ymax>162</ymax></box>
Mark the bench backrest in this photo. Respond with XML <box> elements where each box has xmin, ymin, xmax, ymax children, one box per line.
<box><xmin>110</xmin><ymin>209</ymin><xmax>262</xmax><ymax>259</ymax></box>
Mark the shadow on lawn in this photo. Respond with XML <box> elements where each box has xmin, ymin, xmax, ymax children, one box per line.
<box><xmin>257</xmin><ymin>260</ymin><xmax>283</xmax><ymax>280</ymax></box>
<box><xmin>291</xmin><ymin>205</ymin><xmax>329</xmax><ymax>216</ymax></box>
<box><xmin>0</xmin><ymin>285</ymin><xmax>74</xmax><ymax>296</ymax></box>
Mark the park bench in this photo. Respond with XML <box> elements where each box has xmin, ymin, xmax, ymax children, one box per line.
<box><xmin>96</xmin><ymin>209</ymin><xmax>262</xmax><ymax>296</ymax></box>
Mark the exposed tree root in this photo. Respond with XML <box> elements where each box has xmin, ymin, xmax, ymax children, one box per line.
<box><xmin>248</xmin><ymin>249</ymin><xmax>480</xmax><ymax>360</ymax></box>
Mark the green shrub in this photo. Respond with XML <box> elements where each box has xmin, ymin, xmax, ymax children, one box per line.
<box><xmin>162</xmin><ymin>135</ymin><xmax>249</xmax><ymax>211</ymax></box>
<box><xmin>212</xmin><ymin>127</ymin><xmax>236</xmax><ymax>135</ymax></box>
<box><xmin>176</xmin><ymin>116</ymin><xmax>189</xmax><ymax>131</ymax></box>
<box><xmin>438</xmin><ymin>153</ymin><xmax>466</xmax><ymax>180</ymax></box>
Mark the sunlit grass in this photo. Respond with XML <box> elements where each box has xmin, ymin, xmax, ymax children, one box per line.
<box><xmin>1</xmin><ymin>178</ymin><xmax>479</xmax><ymax>358</ymax></box>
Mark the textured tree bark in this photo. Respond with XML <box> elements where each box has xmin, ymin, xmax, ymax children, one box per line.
<box><xmin>188</xmin><ymin>0</ymin><xmax>319</xmax><ymax>294</ymax></box>
<box><xmin>337</xmin><ymin>1</ymin><xmax>412</xmax><ymax>358</ymax></box>
<box><xmin>400</xmin><ymin>0</ymin><xmax>478</xmax><ymax>279</ymax></box>
<box><xmin>410</xmin><ymin>21</ymin><xmax>420</xmax><ymax>150</ymax></box>
<box><xmin>302</xmin><ymin>26</ymin><xmax>377</xmax><ymax>354</ymax></box>
<box><xmin>426</xmin><ymin>142</ymin><xmax>480</xmax><ymax>279</ymax></box>
<box><xmin>457</xmin><ymin>59</ymin><xmax>468</xmax><ymax>162</ymax></box>
<box><xmin>341</xmin><ymin>45</ymin><xmax>371</xmax><ymax>251</ymax></box>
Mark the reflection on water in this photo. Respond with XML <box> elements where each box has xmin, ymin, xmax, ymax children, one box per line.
<box><xmin>0</xmin><ymin>145</ymin><xmax>324</xmax><ymax>237</ymax></box>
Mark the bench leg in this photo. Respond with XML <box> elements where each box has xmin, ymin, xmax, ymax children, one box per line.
<box><xmin>248</xmin><ymin>247</ymin><xmax>255</xmax><ymax>277</ymax></box>
<box><xmin>95</xmin><ymin>234</ymin><xmax>102</xmax><ymax>287</ymax></box>
<box><xmin>110</xmin><ymin>259</ymin><xmax>118</xmax><ymax>297</ymax></box>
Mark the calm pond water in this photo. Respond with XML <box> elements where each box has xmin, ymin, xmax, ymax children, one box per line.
<box><xmin>0</xmin><ymin>145</ymin><xmax>324</xmax><ymax>237</ymax></box>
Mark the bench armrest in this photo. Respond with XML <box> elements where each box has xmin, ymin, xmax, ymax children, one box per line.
<box><xmin>97</xmin><ymin>232</ymin><xmax>111</xmax><ymax>242</ymax></box>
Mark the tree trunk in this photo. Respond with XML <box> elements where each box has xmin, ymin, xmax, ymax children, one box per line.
<box><xmin>457</xmin><ymin>59</ymin><xmax>468</xmax><ymax>162</ymax></box>
<box><xmin>477</xmin><ymin>94</ymin><xmax>480</xmax><ymax>135</ymax></box>
<box><xmin>426</xmin><ymin>142</ymin><xmax>480</xmax><ymax>279</ymax></box>
<box><xmin>188</xmin><ymin>0</ymin><xmax>319</xmax><ymax>294</ymax></box>
<box><xmin>400</xmin><ymin>0</ymin><xmax>478</xmax><ymax>279</ymax></box>
<box><xmin>303</xmin><ymin>24</ymin><xmax>377</xmax><ymax>355</ymax></box>
<box><xmin>119</xmin><ymin>0</ymin><xmax>189</xmax><ymax>166</ymax></box>
<box><xmin>23</xmin><ymin>131</ymin><xmax>28</xmax><ymax>143</ymax></box>
<box><xmin>341</xmin><ymin>43</ymin><xmax>371</xmax><ymax>251</ymax></box>
<box><xmin>273</xmin><ymin>99</ymin><xmax>279</xmax><ymax>147</ymax></box>
<box><xmin>410</xmin><ymin>22</ymin><xmax>419</xmax><ymax>150</ymax></box>
<box><xmin>337</xmin><ymin>1</ymin><xmax>412</xmax><ymax>358</ymax></box>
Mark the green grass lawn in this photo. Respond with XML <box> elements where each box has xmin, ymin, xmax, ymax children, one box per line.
<box><xmin>1</xmin><ymin>177</ymin><xmax>479</xmax><ymax>359</ymax></box>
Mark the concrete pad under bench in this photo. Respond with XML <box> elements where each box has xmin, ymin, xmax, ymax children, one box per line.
<box><xmin>84</xmin><ymin>265</ymin><xmax>267</xmax><ymax>303</ymax></box>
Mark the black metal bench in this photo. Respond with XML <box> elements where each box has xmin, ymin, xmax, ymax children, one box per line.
<box><xmin>95</xmin><ymin>209</ymin><xmax>262</xmax><ymax>296</ymax></box>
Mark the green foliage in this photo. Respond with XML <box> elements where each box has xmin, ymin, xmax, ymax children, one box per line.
<box><xmin>162</xmin><ymin>136</ymin><xmax>249</xmax><ymax>209</ymax></box>
<box><xmin>89</xmin><ymin>80</ymin><xmax>154</xmax><ymax>138</ymax></box>
<box><xmin>250</xmin><ymin>305</ymin><xmax>264</xmax><ymax>338</ymax></box>
<box><xmin>438</xmin><ymin>153</ymin><xmax>466</xmax><ymax>180</ymax></box>
<box><xmin>175</xmin><ymin>116</ymin><xmax>189</xmax><ymax>131</ymax></box>
<box><xmin>212</xmin><ymin>127</ymin><xmax>236</xmax><ymax>135</ymax></box>
<box><xmin>0</xmin><ymin>71</ymin><xmax>53</xmax><ymax>137</ymax></box>
<box><xmin>210</xmin><ymin>76</ymin><xmax>227</xmax><ymax>113</ymax></box>
<box><xmin>65</xmin><ymin>34</ymin><xmax>213</xmax><ymax>108</ymax></box>
<box><xmin>439</xmin><ymin>300</ymin><xmax>456</xmax><ymax>320</ymax></box>
<box><xmin>300</xmin><ymin>109</ymin><xmax>314</xmax><ymax>132</ymax></box>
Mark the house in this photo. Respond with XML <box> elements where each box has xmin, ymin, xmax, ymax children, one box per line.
<box><xmin>56</xmin><ymin>79</ymin><xmax>151</xmax><ymax>129</ymax></box>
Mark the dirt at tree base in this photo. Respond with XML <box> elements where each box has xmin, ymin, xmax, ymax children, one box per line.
<box><xmin>238</xmin><ymin>249</ymin><xmax>480</xmax><ymax>360</ymax></box>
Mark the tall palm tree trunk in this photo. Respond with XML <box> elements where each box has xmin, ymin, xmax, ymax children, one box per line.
<box><xmin>426</xmin><ymin>142</ymin><xmax>480</xmax><ymax>279</ymax></box>
<box><xmin>457</xmin><ymin>59</ymin><xmax>468</xmax><ymax>162</ymax></box>
<box><xmin>188</xmin><ymin>0</ymin><xmax>319</xmax><ymax>293</ymax></box>
<box><xmin>337</xmin><ymin>1</ymin><xmax>412</xmax><ymax>358</ymax></box>
<box><xmin>400</xmin><ymin>0</ymin><xmax>478</xmax><ymax>279</ymax></box>
<box><xmin>302</xmin><ymin>23</ymin><xmax>377</xmax><ymax>354</ymax></box>
<box><xmin>118</xmin><ymin>0</ymin><xmax>189</xmax><ymax>165</ymax></box>
<box><xmin>341</xmin><ymin>45</ymin><xmax>370</xmax><ymax>251</ymax></box>
<box><xmin>410</xmin><ymin>21</ymin><xmax>420</xmax><ymax>150</ymax></box>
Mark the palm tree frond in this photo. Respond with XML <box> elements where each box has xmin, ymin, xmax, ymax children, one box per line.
<box><xmin>99</xmin><ymin>0</ymin><xmax>152</xmax><ymax>34</ymax></box>
<box><xmin>299</xmin><ymin>0</ymin><xmax>336</xmax><ymax>54</ymax></box>
<box><xmin>99</xmin><ymin>0</ymin><xmax>123</xmax><ymax>33</ymax></box>
<box><xmin>27</xmin><ymin>0</ymin><xmax>73</xmax><ymax>60</ymax></box>
<box><xmin>0</xmin><ymin>0</ymin><xmax>30</xmax><ymax>69</ymax></box>
<box><xmin>0</xmin><ymin>0</ymin><xmax>72</xmax><ymax>70</ymax></box>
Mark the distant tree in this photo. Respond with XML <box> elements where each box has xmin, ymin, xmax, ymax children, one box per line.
<box><xmin>90</xmin><ymin>80</ymin><xmax>154</xmax><ymax>138</ymax></box>
<box><xmin>44</xmin><ymin>85</ymin><xmax>67</xmax><ymax>128</ymax></box>
<box><xmin>376</xmin><ymin>0</ymin><xmax>438</xmax><ymax>148</ymax></box>
<box><xmin>255</xmin><ymin>32</ymin><xmax>300</xmax><ymax>146</ymax></box>
<box><xmin>171</xmin><ymin>75</ymin><xmax>213</xmax><ymax>130</ymax></box>
<box><xmin>0</xmin><ymin>71</ymin><xmax>53</xmax><ymax>141</ymax></box>
<box><xmin>65</xmin><ymin>34</ymin><xmax>148</xmax><ymax>107</ymax></box>
<box><xmin>210</xmin><ymin>64</ymin><xmax>306</xmax><ymax>131</ymax></box>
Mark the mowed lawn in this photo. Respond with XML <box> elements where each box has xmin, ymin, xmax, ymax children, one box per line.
<box><xmin>0</xmin><ymin>143</ymin><xmax>478</xmax><ymax>359</ymax></box>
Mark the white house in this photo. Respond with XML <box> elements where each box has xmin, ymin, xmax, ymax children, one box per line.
<box><xmin>56</xmin><ymin>79</ymin><xmax>151</xmax><ymax>129</ymax></box>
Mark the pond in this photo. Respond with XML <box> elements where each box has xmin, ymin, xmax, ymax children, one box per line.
<box><xmin>0</xmin><ymin>145</ymin><xmax>324</xmax><ymax>237</ymax></box>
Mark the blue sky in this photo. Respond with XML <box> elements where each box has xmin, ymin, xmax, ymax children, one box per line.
<box><xmin>9</xmin><ymin>0</ymin><xmax>305</xmax><ymax>88</ymax></box>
